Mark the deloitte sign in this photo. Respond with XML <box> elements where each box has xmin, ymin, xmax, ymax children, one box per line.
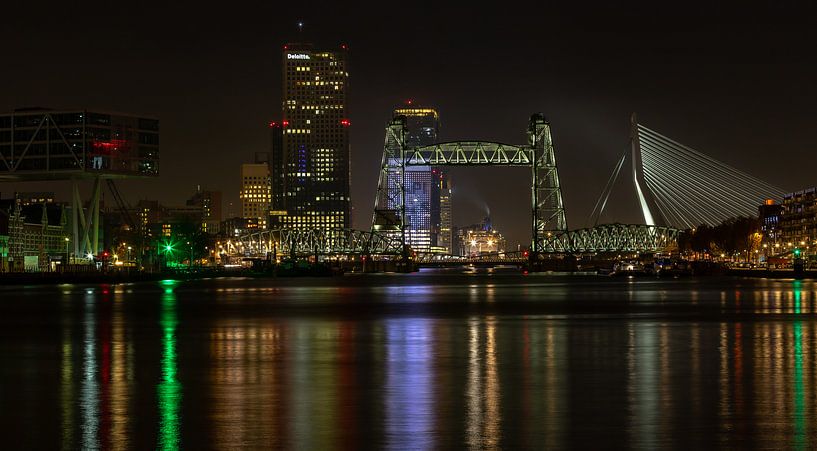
<box><xmin>287</xmin><ymin>53</ymin><xmax>310</xmax><ymax>60</ymax></box>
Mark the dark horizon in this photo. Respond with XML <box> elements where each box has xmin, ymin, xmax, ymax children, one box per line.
<box><xmin>2</xmin><ymin>1</ymin><xmax>816</xmax><ymax>245</ymax></box>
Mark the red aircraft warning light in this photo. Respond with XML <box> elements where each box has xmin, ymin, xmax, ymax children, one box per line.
<box><xmin>340</xmin><ymin>119</ymin><xmax>351</xmax><ymax>127</ymax></box>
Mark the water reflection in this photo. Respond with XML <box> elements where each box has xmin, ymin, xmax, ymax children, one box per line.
<box><xmin>158</xmin><ymin>282</ymin><xmax>181</xmax><ymax>450</ymax></box>
<box><xmin>13</xmin><ymin>277</ymin><xmax>817</xmax><ymax>448</ymax></box>
<box><xmin>80</xmin><ymin>292</ymin><xmax>99</xmax><ymax>450</ymax></box>
<box><xmin>60</xmin><ymin>300</ymin><xmax>74</xmax><ymax>450</ymax></box>
<box><xmin>384</xmin><ymin>318</ymin><xmax>434</xmax><ymax>450</ymax></box>
<box><xmin>466</xmin><ymin>317</ymin><xmax>501</xmax><ymax>449</ymax></box>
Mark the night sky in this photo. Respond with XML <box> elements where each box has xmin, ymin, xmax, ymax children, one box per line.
<box><xmin>2</xmin><ymin>1</ymin><xmax>816</xmax><ymax>246</ymax></box>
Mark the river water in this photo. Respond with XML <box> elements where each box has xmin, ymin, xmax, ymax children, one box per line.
<box><xmin>1</xmin><ymin>269</ymin><xmax>816</xmax><ymax>449</ymax></box>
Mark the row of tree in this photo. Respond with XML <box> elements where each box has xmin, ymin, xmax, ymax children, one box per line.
<box><xmin>677</xmin><ymin>216</ymin><xmax>761</xmax><ymax>256</ymax></box>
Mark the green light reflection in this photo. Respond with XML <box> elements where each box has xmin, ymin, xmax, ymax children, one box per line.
<box><xmin>793</xmin><ymin>281</ymin><xmax>805</xmax><ymax>450</ymax></box>
<box><xmin>158</xmin><ymin>288</ymin><xmax>181</xmax><ymax>450</ymax></box>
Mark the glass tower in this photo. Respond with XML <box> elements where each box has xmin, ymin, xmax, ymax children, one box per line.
<box><xmin>391</xmin><ymin>106</ymin><xmax>441</xmax><ymax>252</ymax></box>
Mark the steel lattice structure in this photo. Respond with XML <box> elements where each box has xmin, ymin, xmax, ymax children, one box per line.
<box><xmin>372</xmin><ymin>113</ymin><xmax>568</xmax><ymax>254</ymax></box>
<box><xmin>558</xmin><ymin>223</ymin><xmax>679</xmax><ymax>253</ymax></box>
<box><xmin>233</xmin><ymin>224</ymin><xmax>676</xmax><ymax>257</ymax></box>
<box><xmin>233</xmin><ymin>228</ymin><xmax>403</xmax><ymax>257</ymax></box>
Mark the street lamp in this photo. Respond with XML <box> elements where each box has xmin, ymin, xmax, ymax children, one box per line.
<box><xmin>64</xmin><ymin>237</ymin><xmax>70</xmax><ymax>265</ymax></box>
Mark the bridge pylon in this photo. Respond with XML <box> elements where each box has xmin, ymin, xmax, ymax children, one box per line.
<box><xmin>371</xmin><ymin>117</ymin><xmax>409</xmax><ymax>260</ymax></box>
<box><xmin>528</xmin><ymin>113</ymin><xmax>568</xmax><ymax>257</ymax></box>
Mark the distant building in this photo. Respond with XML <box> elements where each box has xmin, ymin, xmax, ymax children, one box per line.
<box><xmin>187</xmin><ymin>186</ymin><xmax>222</xmax><ymax>234</ymax></box>
<box><xmin>437</xmin><ymin>171</ymin><xmax>453</xmax><ymax>254</ymax></box>
<box><xmin>758</xmin><ymin>198</ymin><xmax>783</xmax><ymax>245</ymax></box>
<box><xmin>220</xmin><ymin>217</ymin><xmax>258</xmax><ymax>238</ymax></box>
<box><xmin>280</xmin><ymin>43</ymin><xmax>350</xmax><ymax>230</ymax></box>
<box><xmin>780</xmin><ymin>188</ymin><xmax>817</xmax><ymax>251</ymax></box>
<box><xmin>240</xmin><ymin>163</ymin><xmax>270</xmax><ymax>229</ymax></box>
<box><xmin>455</xmin><ymin>216</ymin><xmax>506</xmax><ymax>257</ymax></box>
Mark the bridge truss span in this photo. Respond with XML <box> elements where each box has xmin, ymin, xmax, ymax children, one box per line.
<box><xmin>407</xmin><ymin>142</ymin><xmax>531</xmax><ymax>166</ymax></box>
<box><xmin>235</xmin><ymin>228</ymin><xmax>403</xmax><ymax>258</ymax></box>
<box><xmin>561</xmin><ymin>223</ymin><xmax>679</xmax><ymax>253</ymax></box>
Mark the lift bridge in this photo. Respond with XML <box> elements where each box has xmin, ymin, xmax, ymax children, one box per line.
<box><xmin>236</xmin><ymin>113</ymin><xmax>784</xmax><ymax>261</ymax></box>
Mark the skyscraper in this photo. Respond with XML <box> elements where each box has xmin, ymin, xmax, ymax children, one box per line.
<box><xmin>240</xmin><ymin>163</ymin><xmax>270</xmax><ymax>229</ymax></box>
<box><xmin>267</xmin><ymin>121</ymin><xmax>286</xmax><ymax>228</ymax></box>
<box><xmin>390</xmin><ymin>106</ymin><xmax>442</xmax><ymax>252</ymax></box>
<box><xmin>438</xmin><ymin>171</ymin><xmax>453</xmax><ymax>254</ymax></box>
<box><xmin>279</xmin><ymin>43</ymin><xmax>350</xmax><ymax>230</ymax></box>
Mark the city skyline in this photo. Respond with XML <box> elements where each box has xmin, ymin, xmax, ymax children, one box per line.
<box><xmin>2</xmin><ymin>2</ymin><xmax>816</xmax><ymax>246</ymax></box>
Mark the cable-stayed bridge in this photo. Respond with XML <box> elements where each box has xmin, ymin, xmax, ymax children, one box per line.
<box><xmin>590</xmin><ymin>114</ymin><xmax>786</xmax><ymax>230</ymax></box>
<box><xmin>233</xmin><ymin>113</ymin><xmax>782</xmax><ymax>261</ymax></box>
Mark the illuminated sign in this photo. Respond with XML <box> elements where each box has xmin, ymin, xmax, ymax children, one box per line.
<box><xmin>287</xmin><ymin>53</ymin><xmax>310</xmax><ymax>60</ymax></box>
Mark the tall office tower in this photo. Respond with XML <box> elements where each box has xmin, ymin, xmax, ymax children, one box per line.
<box><xmin>281</xmin><ymin>43</ymin><xmax>350</xmax><ymax>230</ymax></box>
<box><xmin>240</xmin><ymin>163</ymin><xmax>270</xmax><ymax>229</ymax></box>
<box><xmin>267</xmin><ymin>120</ymin><xmax>286</xmax><ymax>228</ymax></box>
<box><xmin>390</xmin><ymin>105</ymin><xmax>441</xmax><ymax>252</ymax></box>
<box><xmin>438</xmin><ymin>172</ymin><xmax>453</xmax><ymax>254</ymax></box>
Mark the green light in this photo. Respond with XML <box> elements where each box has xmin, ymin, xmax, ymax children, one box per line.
<box><xmin>794</xmin><ymin>248</ymin><xmax>801</xmax><ymax>257</ymax></box>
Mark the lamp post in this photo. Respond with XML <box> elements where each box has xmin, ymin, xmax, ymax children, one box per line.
<box><xmin>64</xmin><ymin>237</ymin><xmax>70</xmax><ymax>266</ymax></box>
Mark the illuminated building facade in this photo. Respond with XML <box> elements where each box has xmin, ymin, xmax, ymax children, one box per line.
<box><xmin>780</xmin><ymin>188</ymin><xmax>817</xmax><ymax>252</ymax></box>
<box><xmin>438</xmin><ymin>172</ymin><xmax>453</xmax><ymax>253</ymax></box>
<box><xmin>758</xmin><ymin>198</ymin><xmax>782</xmax><ymax>245</ymax></box>
<box><xmin>240</xmin><ymin>163</ymin><xmax>270</xmax><ymax>229</ymax></box>
<box><xmin>0</xmin><ymin>197</ymin><xmax>68</xmax><ymax>271</ymax></box>
<box><xmin>280</xmin><ymin>43</ymin><xmax>350</xmax><ymax>230</ymax></box>
<box><xmin>268</xmin><ymin>121</ymin><xmax>285</xmax><ymax>219</ymax></box>
<box><xmin>390</xmin><ymin>106</ymin><xmax>441</xmax><ymax>252</ymax></box>
<box><xmin>455</xmin><ymin>216</ymin><xmax>506</xmax><ymax>257</ymax></box>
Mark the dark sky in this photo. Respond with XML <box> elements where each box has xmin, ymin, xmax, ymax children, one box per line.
<box><xmin>2</xmin><ymin>1</ymin><xmax>816</xmax><ymax>246</ymax></box>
